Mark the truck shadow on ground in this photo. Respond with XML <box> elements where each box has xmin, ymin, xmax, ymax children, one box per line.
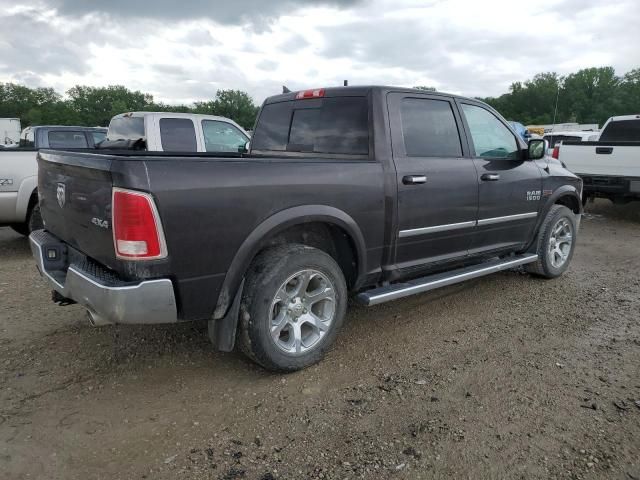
<box><xmin>0</xmin><ymin>228</ymin><xmax>31</xmax><ymax>257</ymax></box>
<box><xmin>584</xmin><ymin>199</ymin><xmax>640</xmax><ymax>223</ymax></box>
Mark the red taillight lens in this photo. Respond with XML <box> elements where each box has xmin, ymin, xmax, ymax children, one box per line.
<box><xmin>552</xmin><ymin>146</ymin><xmax>560</xmax><ymax>159</ymax></box>
<box><xmin>295</xmin><ymin>88</ymin><xmax>325</xmax><ymax>99</ymax></box>
<box><xmin>112</xmin><ymin>188</ymin><xmax>166</xmax><ymax>260</ymax></box>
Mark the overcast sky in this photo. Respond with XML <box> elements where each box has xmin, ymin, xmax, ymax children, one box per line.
<box><xmin>1</xmin><ymin>0</ymin><xmax>639</xmax><ymax>104</ymax></box>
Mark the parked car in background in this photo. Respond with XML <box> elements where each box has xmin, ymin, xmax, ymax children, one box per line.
<box><xmin>543</xmin><ymin>130</ymin><xmax>599</xmax><ymax>156</ymax></box>
<box><xmin>101</xmin><ymin>112</ymin><xmax>249</xmax><ymax>152</ymax></box>
<box><xmin>555</xmin><ymin>114</ymin><xmax>640</xmax><ymax>204</ymax></box>
<box><xmin>0</xmin><ymin>125</ymin><xmax>107</xmax><ymax>235</ymax></box>
<box><xmin>30</xmin><ymin>86</ymin><xmax>582</xmax><ymax>372</ymax></box>
<box><xmin>508</xmin><ymin>121</ymin><xmax>530</xmax><ymax>141</ymax></box>
<box><xmin>0</xmin><ymin>118</ymin><xmax>21</xmax><ymax>147</ymax></box>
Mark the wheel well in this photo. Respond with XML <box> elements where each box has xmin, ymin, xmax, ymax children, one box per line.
<box><xmin>253</xmin><ymin>222</ymin><xmax>358</xmax><ymax>288</ymax></box>
<box><xmin>555</xmin><ymin>194</ymin><xmax>580</xmax><ymax>214</ymax></box>
<box><xmin>27</xmin><ymin>189</ymin><xmax>38</xmax><ymax>212</ymax></box>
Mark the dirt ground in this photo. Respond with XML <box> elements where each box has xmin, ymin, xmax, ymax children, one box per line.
<box><xmin>1</xmin><ymin>199</ymin><xmax>639</xmax><ymax>480</ymax></box>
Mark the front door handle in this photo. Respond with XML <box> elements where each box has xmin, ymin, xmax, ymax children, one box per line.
<box><xmin>481</xmin><ymin>173</ymin><xmax>500</xmax><ymax>181</ymax></box>
<box><xmin>403</xmin><ymin>175</ymin><xmax>427</xmax><ymax>185</ymax></box>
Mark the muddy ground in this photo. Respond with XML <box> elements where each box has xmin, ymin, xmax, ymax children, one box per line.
<box><xmin>1</xmin><ymin>199</ymin><xmax>639</xmax><ymax>480</ymax></box>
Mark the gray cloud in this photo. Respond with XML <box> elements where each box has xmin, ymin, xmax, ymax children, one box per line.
<box><xmin>0</xmin><ymin>11</ymin><xmax>91</xmax><ymax>77</ymax></box>
<box><xmin>47</xmin><ymin>0</ymin><xmax>362</xmax><ymax>28</ymax></box>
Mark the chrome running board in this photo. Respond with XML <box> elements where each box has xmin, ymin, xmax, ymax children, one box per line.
<box><xmin>355</xmin><ymin>254</ymin><xmax>538</xmax><ymax>306</ymax></box>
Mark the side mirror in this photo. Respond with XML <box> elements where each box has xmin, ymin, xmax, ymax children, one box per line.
<box><xmin>238</xmin><ymin>141</ymin><xmax>250</xmax><ymax>154</ymax></box>
<box><xmin>527</xmin><ymin>139</ymin><xmax>545</xmax><ymax>160</ymax></box>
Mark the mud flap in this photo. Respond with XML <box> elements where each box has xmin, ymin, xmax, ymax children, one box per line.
<box><xmin>208</xmin><ymin>279</ymin><xmax>244</xmax><ymax>352</ymax></box>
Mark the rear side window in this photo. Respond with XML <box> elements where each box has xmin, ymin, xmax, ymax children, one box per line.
<box><xmin>48</xmin><ymin>131</ymin><xmax>88</xmax><ymax>148</ymax></box>
<box><xmin>107</xmin><ymin>116</ymin><xmax>145</xmax><ymax>141</ymax></box>
<box><xmin>159</xmin><ymin>118</ymin><xmax>197</xmax><ymax>152</ymax></box>
<box><xmin>400</xmin><ymin>98</ymin><xmax>462</xmax><ymax>157</ymax></box>
<box><xmin>600</xmin><ymin>120</ymin><xmax>640</xmax><ymax>142</ymax></box>
<box><xmin>252</xmin><ymin>97</ymin><xmax>369</xmax><ymax>156</ymax></box>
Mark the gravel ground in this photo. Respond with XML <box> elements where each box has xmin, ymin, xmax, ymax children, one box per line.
<box><xmin>1</xmin><ymin>199</ymin><xmax>639</xmax><ymax>480</ymax></box>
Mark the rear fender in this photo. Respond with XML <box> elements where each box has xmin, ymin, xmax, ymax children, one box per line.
<box><xmin>15</xmin><ymin>176</ymin><xmax>37</xmax><ymax>223</ymax></box>
<box><xmin>212</xmin><ymin>205</ymin><xmax>367</xmax><ymax>319</ymax></box>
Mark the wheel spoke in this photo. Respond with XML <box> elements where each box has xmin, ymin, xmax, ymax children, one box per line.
<box><xmin>270</xmin><ymin>310</ymin><xmax>289</xmax><ymax>340</ymax></box>
<box><xmin>301</xmin><ymin>312</ymin><xmax>328</xmax><ymax>333</ymax></box>
<box><xmin>292</xmin><ymin>323</ymin><xmax>302</xmax><ymax>353</ymax></box>
<box><xmin>305</xmin><ymin>286</ymin><xmax>334</xmax><ymax>306</ymax></box>
<box><xmin>291</xmin><ymin>271</ymin><xmax>313</xmax><ymax>298</ymax></box>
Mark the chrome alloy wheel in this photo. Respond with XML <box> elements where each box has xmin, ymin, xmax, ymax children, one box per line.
<box><xmin>548</xmin><ymin>217</ymin><xmax>573</xmax><ymax>268</ymax></box>
<box><xmin>269</xmin><ymin>269</ymin><xmax>336</xmax><ymax>355</ymax></box>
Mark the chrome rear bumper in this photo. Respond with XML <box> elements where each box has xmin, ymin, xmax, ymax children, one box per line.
<box><xmin>29</xmin><ymin>230</ymin><xmax>177</xmax><ymax>325</ymax></box>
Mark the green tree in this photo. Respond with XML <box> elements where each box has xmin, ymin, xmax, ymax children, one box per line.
<box><xmin>66</xmin><ymin>85</ymin><xmax>154</xmax><ymax>126</ymax></box>
<box><xmin>194</xmin><ymin>89</ymin><xmax>259</xmax><ymax>129</ymax></box>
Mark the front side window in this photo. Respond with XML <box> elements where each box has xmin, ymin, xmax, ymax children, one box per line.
<box><xmin>400</xmin><ymin>98</ymin><xmax>462</xmax><ymax>157</ymax></box>
<box><xmin>159</xmin><ymin>118</ymin><xmax>197</xmax><ymax>152</ymax></box>
<box><xmin>48</xmin><ymin>131</ymin><xmax>88</xmax><ymax>148</ymax></box>
<box><xmin>461</xmin><ymin>104</ymin><xmax>518</xmax><ymax>159</ymax></box>
<box><xmin>201</xmin><ymin>120</ymin><xmax>248</xmax><ymax>152</ymax></box>
<box><xmin>252</xmin><ymin>96</ymin><xmax>369</xmax><ymax>156</ymax></box>
<box><xmin>92</xmin><ymin>130</ymin><xmax>107</xmax><ymax>145</ymax></box>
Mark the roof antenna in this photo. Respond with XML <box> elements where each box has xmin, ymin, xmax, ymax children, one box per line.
<box><xmin>282</xmin><ymin>85</ymin><xmax>291</xmax><ymax>93</ymax></box>
<box><xmin>343</xmin><ymin>80</ymin><xmax>348</xmax><ymax>86</ymax></box>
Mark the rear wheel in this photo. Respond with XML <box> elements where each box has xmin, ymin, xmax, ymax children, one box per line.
<box><xmin>526</xmin><ymin>205</ymin><xmax>577</xmax><ymax>278</ymax></box>
<box><xmin>238</xmin><ymin>244</ymin><xmax>347</xmax><ymax>372</ymax></box>
<box><xmin>10</xmin><ymin>203</ymin><xmax>43</xmax><ymax>236</ymax></box>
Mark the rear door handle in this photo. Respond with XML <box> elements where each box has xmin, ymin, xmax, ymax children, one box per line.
<box><xmin>403</xmin><ymin>175</ymin><xmax>427</xmax><ymax>185</ymax></box>
<box><xmin>595</xmin><ymin>147</ymin><xmax>613</xmax><ymax>154</ymax></box>
<box><xmin>481</xmin><ymin>173</ymin><xmax>500</xmax><ymax>181</ymax></box>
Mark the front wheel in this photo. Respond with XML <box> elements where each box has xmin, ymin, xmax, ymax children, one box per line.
<box><xmin>237</xmin><ymin>244</ymin><xmax>347</xmax><ymax>372</ymax></box>
<box><xmin>526</xmin><ymin>205</ymin><xmax>577</xmax><ymax>278</ymax></box>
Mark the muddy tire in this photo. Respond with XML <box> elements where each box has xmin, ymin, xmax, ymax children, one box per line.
<box><xmin>526</xmin><ymin>205</ymin><xmax>577</xmax><ymax>279</ymax></box>
<box><xmin>237</xmin><ymin>244</ymin><xmax>347</xmax><ymax>372</ymax></box>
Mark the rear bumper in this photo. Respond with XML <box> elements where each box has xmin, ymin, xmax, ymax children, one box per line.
<box><xmin>29</xmin><ymin>230</ymin><xmax>178</xmax><ymax>325</ymax></box>
<box><xmin>580</xmin><ymin>174</ymin><xmax>640</xmax><ymax>197</ymax></box>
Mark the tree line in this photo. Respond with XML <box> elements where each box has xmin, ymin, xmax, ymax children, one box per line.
<box><xmin>0</xmin><ymin>84</ymin><xmax>260</xmax><ymax>130</ymax></box>
<box><xmin>481</xmin><ymin>66</ymin><xmax>640</xmax><ymax>127</ymax></box>
<box><xmin>2</xmin><ymin>65</ymin><xmax>639</xmax><ymax>131</ymax></box>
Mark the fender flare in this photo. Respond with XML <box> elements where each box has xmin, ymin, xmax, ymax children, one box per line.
<box><xmin>15</xmin><ymin>176</ymin><xmax>37</xmax><ymax>223</ymax></box>
<box><xmin>212</xmin><ymin>204</ymin><xmax>368</xmax><ymax>319</ymax></box>
<box><xmin>526</xmin><ymin>185</ymin><xmax>582</xmax><ymax>251</ymax></box>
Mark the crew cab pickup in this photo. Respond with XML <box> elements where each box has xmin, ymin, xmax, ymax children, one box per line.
<box><xmin>29</xmin><ymin>86</ymin><xmax>583</xmax><ymax>371</ymax></box>
<box><xmin>0</xmin><ymin>125</ymin><xmax>106</xmax><ymax>235</ymax></box>
<box><xmin>556</xmin><ymin>115</ymin><xmax>640</xmax><ymax>203</ymax></box>
<box><xmin>102</xmin><ymin>112</ymin><xmax>249</xmax><ymax>152</ymax></box>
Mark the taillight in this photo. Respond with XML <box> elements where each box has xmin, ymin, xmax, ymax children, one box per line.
<box><xmin>295</xmin><ymin>88</ymin><xmax>325</xmax><ymax>99</ymax></box>
<box><xmin>112</xmin><ymin>188</ymin><xmax>167</xmax><ymax>260</ymax></box>
<box><xmin>552</xmin><ymin>146</ymin><xmax>560</xmax><ymax>159</ymax></box>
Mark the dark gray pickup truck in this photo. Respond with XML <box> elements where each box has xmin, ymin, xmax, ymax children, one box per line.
<box><xmin>29</xmin><ymin>86</ymin><xmax>583</xmax><ymax>371</ymax></box>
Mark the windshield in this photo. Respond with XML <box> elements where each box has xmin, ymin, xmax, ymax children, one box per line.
<box><xmin>107</xmin><ymin>116</ymin><xmax>145</xmax><ymax>141</ymax></box>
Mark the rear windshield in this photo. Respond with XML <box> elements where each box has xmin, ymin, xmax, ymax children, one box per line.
<box><xmin>48</xmin><ymin>131</ymin><xmax>88</xmax><ymax>148</ymax></box>
<box><xmin>107</xmin><ymin>116</ymin><xmax>145</xmax><ymax>141</ymax></box>
<box><xmin>544</xmin><ymin>135</ymin><xmax>582</xmax><ymax>148</ymax></box>
<box><xmin>251</xmin><ymin>96</ymin><xmax>369</xmax><ymax>156</ymax></box>
<box><xmin>599</xmin><ymin>120</ymin><xmax>640</xmax><ymax>142</ymax></box>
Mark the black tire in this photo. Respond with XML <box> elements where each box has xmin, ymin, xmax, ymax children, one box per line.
<box><xmin>525</xmin><ymin>205</ymin><xmax>577</xmax><ymax>279</ymax></box>
<box><xmin>237</xmin><ymin>244</ymin><xmax>347</xmax><ymax>372</ymax></box>
<box><xmin>9</xmin><ymin>203</ymin><xmax>43</xmax><ymax>236</ymax></box>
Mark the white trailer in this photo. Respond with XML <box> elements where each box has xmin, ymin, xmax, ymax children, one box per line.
<box><xmin>0</xmin><ymin>118</ymin><xmax>21</xmax><ymax>147</ymax></box>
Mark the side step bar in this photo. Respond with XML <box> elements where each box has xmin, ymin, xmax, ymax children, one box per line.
<box><xmin>355</xmin><ymin>254</ymin><xmax>538</xmax><ymax>306</ymax></box>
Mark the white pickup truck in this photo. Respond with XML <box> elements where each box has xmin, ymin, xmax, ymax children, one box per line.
<box><xmin>556</xmin><ymin>115</ymin><xmax>640</xmax><ymax>204</ymax></box>
<box><xmin>102</xmin><ymin>112</ymin><xmax>250</xmax><ymax>152</ymax></box>
<box><xmin>0</xmin><ymin>125</ymin><xmax>107</xmax><ymax>235</ymax></box>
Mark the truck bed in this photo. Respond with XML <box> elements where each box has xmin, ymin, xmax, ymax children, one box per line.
<box><xmin>560</xmin><ymin>141</ymin><xmax>640</xmax><ymax>177</ymax></box>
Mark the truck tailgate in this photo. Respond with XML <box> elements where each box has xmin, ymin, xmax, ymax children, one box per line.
<box><xmin>561</xmin><ymin>142</ymin><xmax>640</xmax><ymax>177</ymax></box>
<box><xmin>38</xmin><ymin>150</ymin><xmax>117</xmax><ymax>269</ymax></box>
